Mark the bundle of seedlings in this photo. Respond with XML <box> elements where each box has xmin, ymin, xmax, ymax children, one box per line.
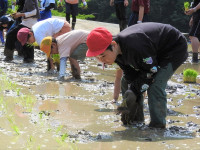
<box><xmin>183</xmin><ymin>68</ymin><xmax>198</xmax><ymax>83</ymax></box>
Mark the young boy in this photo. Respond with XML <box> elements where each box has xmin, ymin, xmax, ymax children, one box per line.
<box><xmin>40</xmin><ymin>29</ymin><xmax>89</xmax><ymax>79</ymax></box>
<box><xmin>0</xmin><ymin>15</ymin><xmax>14</xmax><ymax>46</ymax></box>
<box><xmin>86</xmin><ymin>23</ymin><xmax>188</xmax><ymax>128</ymax></box>
<box><xmin>4</xmin><ymin>0</ymin><xmax>40</xmax><ymax>62</ymax></box>
<box><xmin>17</xmin><ymin>18</ymin><xmax>71</xmax><ymax>46</ymax></box>
<box><xmin>17</xmin><ymin>18</ymin><xmax>71</xmax><ymax>70</ymax></box>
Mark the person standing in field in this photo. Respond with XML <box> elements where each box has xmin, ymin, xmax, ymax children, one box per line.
<box><xmin>128</xmin><ymin>0</ymin><xmax>150</xmax><ymax>26</ymax></box>
<box><xmin>185</xmin><ymin>1</ymin><xmax>200</xmax><ymax>63</ymax></box>
<box><xmin>110</xmin><ymin>0</ymin><xmax>129</xmax><ymax>32</ymax></box>
<box><xmin>86</xmin><ymin>23</ymin><xmax>188</xmax><ymax>128</ymax></box>
<box><xmin>60</xmin><ymin>0</ymin><xmax>87</xmax><ymax>30</ymax></box>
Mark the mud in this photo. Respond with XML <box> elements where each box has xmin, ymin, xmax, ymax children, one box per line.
<box><xmin>0</xmin><ymin>18</ymin><xmax>200</xmax><ymax>150</ymax></box>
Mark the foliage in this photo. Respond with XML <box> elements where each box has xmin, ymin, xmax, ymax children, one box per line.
<box><xmin>6</xmin><ymin>0</ymin><xmax>192</xmax><ymax>32</ymax></box>
<box><xmin>183</xmin><ymin>68</ymin><xmax>198</xmax><ymax>83</ymax></box>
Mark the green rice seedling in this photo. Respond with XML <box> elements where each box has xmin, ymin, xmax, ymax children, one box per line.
<box><xmin>183</xmin><ymin>68</ymin><xmax>198</xmax><ymax>83</ymax></box>
<box><xmin>51</xmin><ymin>54</ymin><xmax>60</xmax><ymax>64</ymax></box>
<box><xmin>37</xmin><ymin>146</ymin><xmax>41</xmax><ymax>150</ymax></box>
<box><xmin>39</xmin><ymin>112</ymin><xmax>43</xmax><ymax>119</ymax></box>
<box><xmin>16</xmin><ymin>88</ymin><xmax>21</xmax><ymax>96</ymax></box>
<box><xmin>56</xmin><ymin>125</ymin><xmax>63</xmax><ymax>134</ymax></box>
<box><xmin>7</xmin><ymin>117</ymin><xmax>20</xmax><ymax>135</ymax></box>
<box><xmin>12</xmin><ymin>124</ymin><xmax>20</xmax><ymax>135</ymax></box>
<box><xmin>184</xmin><ymin>2</ymin><xmax>190</xmax><ymax>11</ymax></box>
<box><xmin>26</xmin><ymin>135</ymin><xmax>35</xmax><ymax>150</ymax></box>
<box><xmin>61</xmin><ymin>133</ymin><xmax>68</xmax><ymax>142</ymax></box>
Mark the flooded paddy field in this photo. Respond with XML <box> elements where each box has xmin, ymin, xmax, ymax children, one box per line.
<box><xmin>0</xmin><ymin>18</ymin><xmax>200</xmax><ymax>150</ymax></box>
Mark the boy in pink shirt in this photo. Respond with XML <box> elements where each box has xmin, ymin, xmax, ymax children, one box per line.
<box><xmin>40</xmin><ymin>29</ymin><xmax>89</xmax><ymax>80</ymax></box>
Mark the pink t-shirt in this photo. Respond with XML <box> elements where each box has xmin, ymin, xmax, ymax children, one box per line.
<box><xmin>56</xmin><ymin>30</ymin><xmax>89</xmax><ymax>58</ymax></box>
<box><xmin>65</xmin><ymin>0</ymin><xmax>78</xmax><ymax>4</ymax></box>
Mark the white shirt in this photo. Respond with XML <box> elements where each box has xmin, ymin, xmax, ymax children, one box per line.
<box><xmin>32</xmin><ymin>18</ymin><xmax>64</xmax><ymax>45</ymax></box>
<box><xmin>21</xmin><ymin>9</ymin><xmax>37</xmax><ymax>28</ymax></box>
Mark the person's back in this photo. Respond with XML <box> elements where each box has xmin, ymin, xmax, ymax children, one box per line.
<box><xmin>32</xmin><ymin>18</ymin><xmax>67</xmax><ymax>45</ymax></box>
<box><xmin>56</xmin><ymin>29</ymin><xmax>89</xmax><ymax>58</ymax></box>
<box><xmin>117</xmin><ymin>22</ymin><xmax>188</xmax><ymax>70</ymax></box>
<box><xmin>40</xmin><ymin>29</ymin><xmax>89</xmax><ymax>79</ymax></box>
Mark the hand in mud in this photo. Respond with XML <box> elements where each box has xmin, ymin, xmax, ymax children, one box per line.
<box><xmin>117</xmin><ymin>89</ymin><xmax>139</xmax><ymax>125</ymax></box>
<box><xmin>48</xmin><ymin>68</ymin><xmax>57</xmax><ymax>74</ymax></box>
<box><xmin>111</xmin><ymin>99</ymin><xmax>120</xmax><ymax>106</ymax></box>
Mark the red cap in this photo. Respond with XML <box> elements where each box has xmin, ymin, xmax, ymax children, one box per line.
<box><xmin>17</xmin><ymin>28</ymin><xmax>30</xmax><ymax>46</ymax></box>
<box><xmin>86</xmin><ymin>27</ymin><xmax>112</xmax><ymax>57</ymax></box>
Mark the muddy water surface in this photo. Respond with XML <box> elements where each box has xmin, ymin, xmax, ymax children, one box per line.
<box><xmin>0</xmin><ymin>18</ymin><xmax>200</xmax><ymax>150</ymax></box>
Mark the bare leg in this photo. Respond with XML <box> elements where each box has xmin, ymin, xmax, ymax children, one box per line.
<box><xmin>189</xmin><ymin>36</ymin><xmax>199</xmax><ymax>63</ymax></box>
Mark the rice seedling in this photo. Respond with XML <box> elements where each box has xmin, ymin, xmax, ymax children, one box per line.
<box><xmin>184</xmin><ymin>1</ymin><xmax>190</xmax><ymax>11</ymax></box>
<box><xmin>16</xmin><ymin>88</ymin><xmax>21</xmax><ymax>96</ymax></box>
<box><xmin>7</xmin><ymin>117</ymin><xmax>20</xmax><ymax>135</ymax></box>
<box><xmin>26</xmin><ymin>135</ymin><xmax>35</xmax><ymax>150</ymax></box>
<box><xmin>183</xmin><ymin>68</ymin><xmax>198</xmax><ymax>83</ymax></box>
<box><xmin>56</xmin><ymin>125</ymin><xmax>63</xmax><ymax>134</ymax></box>
<box><xmin>61</xmin><ymin>133</ymin><xmax>68</xmax><ymax>142</ymax></box>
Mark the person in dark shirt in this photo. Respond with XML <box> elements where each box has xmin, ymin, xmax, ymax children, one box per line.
<box><xmin>86</xmin><ymin>23</ymin><xmax>188</xmax><ymax>129</ymax></box>
<box><xmin>0</xmin><ymin>0</ymin><xmax>8</xmax><ymax>46</ymax></box>
<box><xmin>0</xmin><ymin>0</ymin><xmax>7</xmax><ymax>17</ymax></box>
<box><xmin>0</xmin><ymin>15</ymin><xmax>14</xmax><ymax>33</ymax></box>
<box><xmin>110</xmin><ymin>0</ymin><xmax>129</xmax><ymax>32</ymax></box>
<box><xmin>128</xmin><ymin>0</ymin><xmax>150</xmax><ymax>26</ymax></box>
<box><xmin>185</xmin><ymin>0</ymin><xmax>200</xmax><ymax>63</ymax></box>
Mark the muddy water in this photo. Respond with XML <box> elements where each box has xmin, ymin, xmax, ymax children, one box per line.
<box><xmin>0</xmin><ymin>18</ymin><xmax>200</xmax><ymax>150</ymax></box>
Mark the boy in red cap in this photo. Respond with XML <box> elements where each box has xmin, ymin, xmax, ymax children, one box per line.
<box><xmin>86</xmin><ymin>23</ymin><xmax>188</xmax><ymax>128</ymax></box>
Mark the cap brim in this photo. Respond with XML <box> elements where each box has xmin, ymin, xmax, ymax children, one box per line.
<box><xmin>86</xmin><ymin>48</ymin><xmax>106</xmax><ymax>57</ymax></box>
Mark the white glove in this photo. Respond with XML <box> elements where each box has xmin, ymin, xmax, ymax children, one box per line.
<box><xmin>83</xmin><ymin>1</ymin><xmax>87</xmax><ymax>6</ymax></box>
<box><xmin>40</xmin><ymin>7</ymin><xmax>45</xmax><ymax>11</ymax></box>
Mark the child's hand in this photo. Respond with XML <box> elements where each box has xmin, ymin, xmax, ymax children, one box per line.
<box><xmin>48</xmin><ymin>68</ymin><xmax>57</xmax><ymax>74</ymax></box>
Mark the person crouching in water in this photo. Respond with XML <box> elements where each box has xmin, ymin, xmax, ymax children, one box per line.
<box><xmin>86</xmin><ymin>23</ymin><xmax>188</xmax><ymax>129</ymax></box>
<box><xmin>40</xmin><ymin>29</ymin><xmax>89</xmax><ymax>80</ymax></box>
